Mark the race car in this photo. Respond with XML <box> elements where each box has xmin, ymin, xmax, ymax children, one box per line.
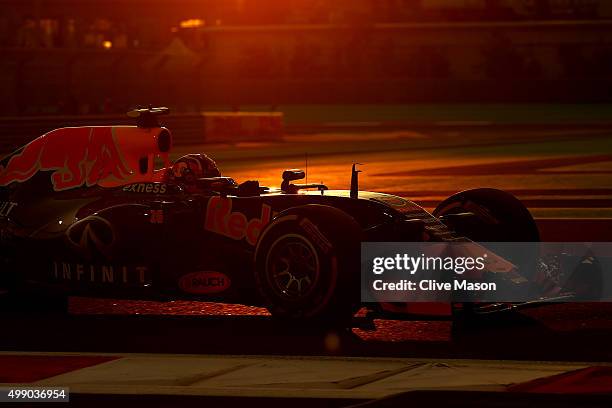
<box><xmin>0</xmin><ymin>107</ymin><xmax>594</xmax><ymax>324</ymax></box>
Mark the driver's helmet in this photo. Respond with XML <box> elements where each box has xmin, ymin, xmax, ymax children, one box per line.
<box><xmin>171</xmin><ymin>153</ymin><xmax>220</xmax><ymax>182</ymax></box>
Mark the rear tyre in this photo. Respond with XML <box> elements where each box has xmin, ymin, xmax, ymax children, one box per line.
<box><xmin>1</xmin><ymin>216</ymin><xmax>70</xmax><ymax>315</ymax></box>
<box><xmin>0</xmin><ymin>270</ymin><xmax>68</xmax><ymax>315</ymax></box>
<box><xmin>254</xmin><ymin>204</ymin><xmax>362</xmax><ymax>325</ymax></box>
<box><xmin>0</xmin><ymin>291</ymin><xmax>69</xmax><ymax>315</ymax></box>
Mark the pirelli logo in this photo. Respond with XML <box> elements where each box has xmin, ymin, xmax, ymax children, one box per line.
<box><xmin>299</xmin><ymin>218</ymin><xmax>332</xmax><ymax>254</ymax></box>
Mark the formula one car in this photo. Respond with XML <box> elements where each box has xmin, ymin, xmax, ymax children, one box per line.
<box><xmin>0</xmin><ymin>108</ymin><xmax>594</xmax><ymax>324</ymax></box>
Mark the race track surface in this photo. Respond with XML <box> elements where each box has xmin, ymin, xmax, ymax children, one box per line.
<box><xmin>1</xmin><ymin>301</ymin><xmax>612</xmax><ymax>362</ymax></box>
<box><xmin>185</xmin><ymin>126</ymin><xmax>612</xmax><ymax>218</ymax></box>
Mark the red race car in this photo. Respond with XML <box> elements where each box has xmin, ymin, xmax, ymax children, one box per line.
<box><xmin>0</xmin><ymin>108</ymin><xmax>599</xmax><ymax>325</ymax></box>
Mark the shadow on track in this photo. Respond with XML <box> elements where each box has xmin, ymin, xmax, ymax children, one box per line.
<box><xmin>1</xmin><ymin>309</ymin><xmax>612</xmax><ymax>362</ymax></box>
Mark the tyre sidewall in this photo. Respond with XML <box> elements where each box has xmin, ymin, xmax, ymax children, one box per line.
<box><xmin>254</xmin><ymin>205</ymin><xmax>361</xmax><ymax>322</ymax></box>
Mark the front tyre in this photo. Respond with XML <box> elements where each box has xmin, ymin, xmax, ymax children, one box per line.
<box><xmin>433</xmin><ymin>188</ymin><xmax>539</xmax><ymax>242</ymax></box>
<box><xmin>434</xmin><ymin>187</ymin><xmax>539</xmax><ymax>279</ymax></box>
<box><xmin>434</xmin><ymin>188</ymin><xmax>539</xmax><ymax>325</ymax></box>
<box><xmin>254</xmin><ymin>204</ymin><xmax>362</xmax><ymax>325</ymax></box>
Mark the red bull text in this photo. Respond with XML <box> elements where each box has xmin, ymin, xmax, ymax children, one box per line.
<box><xmin>0</xmin><ymin>127</ymin><xmax>132</xmax><ymax>191</ymax></box>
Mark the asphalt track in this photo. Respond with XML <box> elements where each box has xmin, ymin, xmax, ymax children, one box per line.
<box><xmin>2</xmin><ymin>301</ymin><xmax>612</xmax><ymax>363</ymax></box>
<box><xmin>181</xmin><ymin>126</ymin><xmax>612</xmax><ymax>217</ymax></box>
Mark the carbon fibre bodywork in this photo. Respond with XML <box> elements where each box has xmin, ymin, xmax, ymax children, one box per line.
<box><xmin>0</xmin><ymin>123</ymin><xmax>455</xmax><ymax>311</ymax></box>
<box><xmin>0</xmin><ymin>118</ymin><xmax>555</xmax><ymax>320</ymax></box>
<box><xmin>1</xmin><ymin>179</ymin><xmax>446</xmax><ymax>303</ymax></box>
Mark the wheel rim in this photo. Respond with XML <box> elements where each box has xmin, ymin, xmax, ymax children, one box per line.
<box><xmin>266</xmin><ymin>234</ymin><xmax>320</xmax><ymax>301</ymax></box>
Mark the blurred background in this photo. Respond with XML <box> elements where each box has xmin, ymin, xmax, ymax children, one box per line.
<box><xmin>2</xmin><ymin>0</ymin><xmax>612</xmax><ymax>115</ymax></box>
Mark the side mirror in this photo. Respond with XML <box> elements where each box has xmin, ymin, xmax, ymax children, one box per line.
<box><xmin>281</xmin><ymin>169</ymin><xmax>305</xmax><ymax>192</ymax></box>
